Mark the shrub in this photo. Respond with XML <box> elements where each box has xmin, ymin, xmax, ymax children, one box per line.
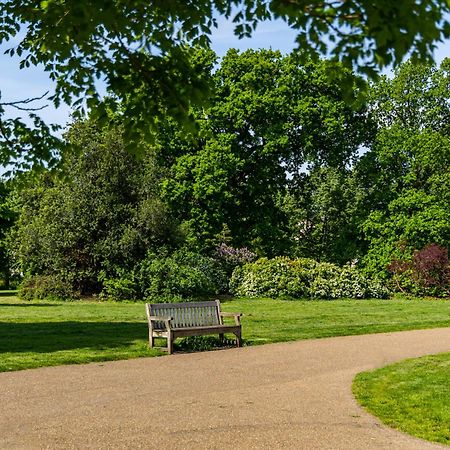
<box><xmin>19</xmin><ymin>274</ymin><xmax>78</xmax><ymax>301</ymax></box>
<box><xmin>388</xmin><ymin>243</ymin><xmax>450</xmax><ymax>297</ymax></box>
<box><xmin>413</xmin><ymin>244</ymin><xmax>450</xmax><ymax>292</ymax></box>
<box><xmin>230</xmin><ymin>257</ymin><xmax>388</xmax><ymax>299</ymax></box>
<box><xmin>215</xmin><ymin>243</ymin><xmax>257</xmax><ymax>275</ymax></box>
<box><xmin>136</xmin><ymin>249</ymin><xmax>228</xmax><ymax>300</ymax></box>
<box><xmin>230</xmin><ymin>257</ymin><xmax>312</xmax><ymax>298</ymax></box>
<box><xmin>99</xmin><ymin>276</ymin><xmax>138</xmax><ymax>301</ymax></box>
<box><xmin>309</xmin><ymin>266</ymin><xmax>388</xmax><ymax>299</ymax></box>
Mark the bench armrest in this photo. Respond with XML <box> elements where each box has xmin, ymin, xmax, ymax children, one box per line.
<box><xmin>220</xmin><ymin>311</ymin><xmax>242</xmax><ymax>325</ymax></box>
<box><xmin>148</xmin><ymin>315</ymin><xmax>172</xmax><ymax>330</ymax></box>
<box><xmin>148</xmin><ymin>315</ymin><xmax>172</xmax><ymax>321</ymax></box>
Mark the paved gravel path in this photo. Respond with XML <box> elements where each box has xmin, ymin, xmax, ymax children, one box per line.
<box><xmin>1</xmin><ymin>327</ymin><xmax>449</xmax><ymax>449</ymax></box>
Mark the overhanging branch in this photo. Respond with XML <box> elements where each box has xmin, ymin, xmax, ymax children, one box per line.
<box><xmin>0</xmin><ymin>91</ymin><xmax>50</xmax><ymax>112</ymax></box>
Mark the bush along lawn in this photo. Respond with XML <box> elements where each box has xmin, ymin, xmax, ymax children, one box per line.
<box><xmin>1</xmin><ymin>294</ymin><xmax>450</xmax><ymax>372</ymax></box>
<box><xmin>353</xmin><ymin>352</ymin><xmax>450</xmax><ymax>446</ymax></box>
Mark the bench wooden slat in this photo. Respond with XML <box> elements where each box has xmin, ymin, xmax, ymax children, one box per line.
<box><xmin>149</xmin><ymin>301</ymin><xmax>218</xmax><ymax>309</ymax></box>
<box><xmin>149</xmin><ymin>302</ymin><xmax>221</xmax><ymax>328</ymax></box>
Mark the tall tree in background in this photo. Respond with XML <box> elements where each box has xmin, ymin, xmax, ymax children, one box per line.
<box><xmin>9</xmin><ymin>120</ymin><xmax>180</xmax><ymax>294</ymax></box>
<box><xmin>6</xmin><ymin>56</ymin><xmax>450</xmax><ymax>293</ymax></box>
<box><xmin>281</xmin><ymin>167</ymin><xmax>367</xmax><ymax>264</ymax></box>
<box><xmin>162</xmin><ymin>50</ymin><xmax>371</xmax><ymax>255</ymax></box>
<box><xmin>360</xmin><ymin>59</ymin><xmax>450</xmax><ymax>276</ymax></box>
<box><xmin>0</xmin><ymin>180</ymin><xmax>15</xmax><ymax>287</ymax></box>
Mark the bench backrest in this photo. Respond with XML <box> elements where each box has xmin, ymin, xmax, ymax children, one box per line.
<box><xmin>147</xmin><ymin>300</ymin><xmax>221</xmax><ymax>329</ymax></box>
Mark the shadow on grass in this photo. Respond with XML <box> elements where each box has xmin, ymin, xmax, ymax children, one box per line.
<box><xmin>0</xmin><ymin>321</ymin><xmax>148</xmax><ymax>354</ymax></box>
<box><xmin>0</xmin><ymin>303</ymin><xmax>61</xmax><ymax>307</ymax></box>
<box><xmin>0</xmin><ymin>321</ymin><xmax>244</xmax><ymax>354</ymax></box>
<box><xmin>174</xmin><ymin>335</ymin><xmax>243</xmax><ymax>352</ymax></box>
<box><xmin>0</xmin><ymin>291</ymin><xmax>18</xmax><ymax>297</ymax></box>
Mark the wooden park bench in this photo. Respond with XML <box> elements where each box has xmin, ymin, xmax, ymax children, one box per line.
<box><xmin>145</xmin><ymin>300</ymin><xmax>242</xmax><ymax>354</ymax></box>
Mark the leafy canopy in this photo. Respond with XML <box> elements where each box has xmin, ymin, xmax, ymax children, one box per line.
<box><xmin>1</xmin><ymin>0</ymin><xmax>450</xmax><ymax>167</ymax></box>
<box><xmin>161</xmin><ymin>49</ymin><xmax>371</xmax><ymax>255</ymax></box>
<box><xmin>8</xmin><ymin>119</ymin><xmax>181</xmax><ymax>294</ymax></box>
<box><xmin>360</xmin><ymin>59</ymin><xmax>450</xmax><ymax>277</ymax></box>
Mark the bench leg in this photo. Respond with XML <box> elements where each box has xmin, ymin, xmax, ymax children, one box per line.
<box><xmin>235</xmin><ymin>330</ymin><xmax>242</xmax><ymax>348</ymax></box>
<box><xmin>167</xmin><ymin>333</ymin><xmax>174</xmax><ymax>354</ymax></box>
<box><xmin>149</xmin><ymin>331</ymin><xmax>154</xmax><ymax>348</ymax></box>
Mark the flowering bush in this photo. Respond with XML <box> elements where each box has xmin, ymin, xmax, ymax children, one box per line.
<box><xmin>215</xmin><ymin>243</ymin><xmax>257</xmax><ymax>275</ymax></box>
<box><xmin>230</xmin><ymin>257</ymin><xmax>388</xmax><ymax>299</ymax></box>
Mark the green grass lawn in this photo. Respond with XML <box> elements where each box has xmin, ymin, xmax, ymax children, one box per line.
<box><xmin>353</xmin><ymin>352</ymin><xmax>450</xmax><ymax>446</ymax></box>
<box><xmin>1</xmin><ymin>293</ymin><xmax>450</xmax><ymax>372</ymax></box>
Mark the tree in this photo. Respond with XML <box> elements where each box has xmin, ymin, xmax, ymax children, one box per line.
<box><xmin>281</xmin><ymin>167</ymin><xmax>367</xmax><ymax>264</ymax></box>
<box><xmin>162</xmin><ymin>49</ymin><xmax>372</xmax><ymax>255</ymax></box>
<box><xmin>9</xmin><ymin>119</ymin><xmax>180</xmax><ymax>295</ymax></box>
<box><xmin>362</xmin><ymin>128</ymin><xmax>450</xmax><ymax>277</ymax></box>
<box><xmin>0</xmin><ymin>93</ymin><xmax>63</xmax><ymax>170</ymax></box>
<box><xmin>0</xmin><ymin>179</ymin><xmax>16</xmax><ymax>287</ymax></box>
<box><xmin>1</xmin><ymin>0</ymin><xmax>449</xmax><ymax>167</ymax></box>
<box><xmin>369</xmin><ymin>58</ymin><xmax>450</xmax><ymax>134</ymax></box>
<box><xmin>360</xmin><ymin>60</ymin><xmax>450</xmax><ymax>276</ymax></box>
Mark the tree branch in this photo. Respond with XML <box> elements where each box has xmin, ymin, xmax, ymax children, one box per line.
<box><xmin>0</xmin><ymin>91</ymin><xmax>50</xmax><ymax>112</ymax></box>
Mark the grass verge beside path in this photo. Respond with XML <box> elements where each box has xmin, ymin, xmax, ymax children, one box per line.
<box><xmin>353</xmin><ymin>352</ymin><xmax>450</xmax><ymax>446</ymax></box>
<box><xmin>1</xmin><ymin>294</ymin><xmax>450</xmax><ymax>372</ymax></box>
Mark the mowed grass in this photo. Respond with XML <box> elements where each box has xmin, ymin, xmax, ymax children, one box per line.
<box><xmin>353</xmin><ymin>352</ymin><xmax>450</xmax><ymax>446</ymax></box>
<box><xmin>1</xmin><ymin>293</ymin><xmax>450</xmax><ymax>372</ymax></box>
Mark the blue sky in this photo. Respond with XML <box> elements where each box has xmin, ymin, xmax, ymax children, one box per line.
<box><xmin>0</xmin><ymin>17</ymin><xmax>449</xmax><ymax>130</ymax></box>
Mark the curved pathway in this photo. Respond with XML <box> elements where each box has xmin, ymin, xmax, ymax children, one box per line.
<box><xmin>1</xmin><ymin>327</ymin><xmax>449</xmax><ymax>449</ymax></box>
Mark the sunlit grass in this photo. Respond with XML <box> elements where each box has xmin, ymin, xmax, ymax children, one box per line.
<box><xmin>353</xmin><ymin>352</ymin><xmax>450</xmax><ymax>446</ymax></box>
<box><xmin>1</xmin><ymin>294</ymin><xmax>450</xmax><ymax>372</ymax></box>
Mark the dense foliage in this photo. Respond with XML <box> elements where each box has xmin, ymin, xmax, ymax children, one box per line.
<box><xmin>3</xmin><ymin>53</ymin><xmax>450</xmax><ymax>300</ymax></box>
<box><xmin>100</xmin><ymin>249</ymin><xmax>228</xmax><ymax>302</ymax></box>
<box><xmin>361</xmin><ymin>60</ymin><xmax>450</xmax><ymax>278</ymax></box>
<box><xmin>281</xmin><ymin>167</ymin><xmax>367</xmax><ymax>264</ymax></box>
<box><xmin>2</xmin><ymin>1</ymin><xmax>449</xmax><ymax>168</ymax></box>
<box><xmin>162</xmin><ymin>50</ymin><xmax>371</xmax><ymax>254</ymax></box>
<box><xmin>0</xmin><ymin>180</ymin><xmax>15</xmax><ymax>287</ymax></box>
<box><xmin>10</xmin><ymin>120</ymin><xmax>181</xmax><ymax>298</ymax></box>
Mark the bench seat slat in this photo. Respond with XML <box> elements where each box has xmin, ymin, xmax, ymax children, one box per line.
<box><xmin>151</xmin><ymin>324</ymin><xmax>240</xmax><ymax>336</ymax></box>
